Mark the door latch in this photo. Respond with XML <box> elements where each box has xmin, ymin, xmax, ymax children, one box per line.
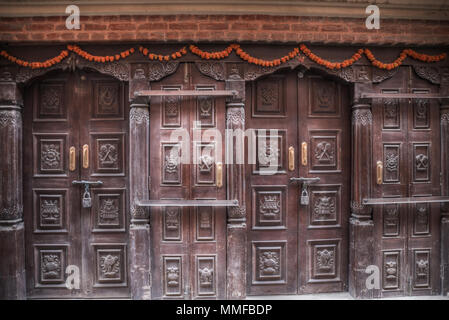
<box><xmin>72</xmin><ymin>180</ymin><xmax>103</xmax><ymax>208</ymax></box>
<box><xmin>289</xmin><ymin>177</ymin><xmax>320</xmax><ymax>206</ymax></box>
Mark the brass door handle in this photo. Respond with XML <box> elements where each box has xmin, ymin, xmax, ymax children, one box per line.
<box><xmin>82</xmin><ymin>144</ymin><xmax>89</xmax><ymax>169</ymax></box>
<box><xmin>376</xmin><ymin>161</ymin><xmax>383</xmax><ymax>185</ymax></box>
<box><xmin>216</xmin><ymin>162</ymin><xmax>223</xmax><ymax>188</ymax></box>
<box><xmin>288</xmin><ymin>146</ymin><xmax>295</xmax><ymax>171</ymax></box>
<box><xmin>301</xmin><ymin>142</ymin><xmax>307</xmax><ymax>166</ymax></box>
<box><xmin>69</xmin><ymin>146</ymin><xmax>76</xmax><ymax>171</ymax></box>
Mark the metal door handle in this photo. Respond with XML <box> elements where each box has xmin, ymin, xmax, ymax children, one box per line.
<box><xmin>301</xmin><ymin>142</ymin><xmax>308</xmax><ymax>166</ymax></box>
<box><xmin>288</xmin><ymin>146</ymin><xmax>295</xmax><ymax>171</ymax></box>
<box><xmin>69</xmin><ymin>146</ymin><xmax>76</xmax><ymax>171</ymax></box>
<box><xmin>82</xmin><ymin>144</ymin><xmax>89</xmax><ymax>169</ymax></box>
<box><xmin>376</xmin><ymin>161</ymin><xmax>383</xmax><ymax>185</ymax></box>
<box><xmin>216</xmin><ymin>162</ymin><xmax>223</xmax><ymax>188</ymax></box>
<box><xmin>289</xmin><ymin>177</ymin><xmax>320</xmax><ymax>184</ymax></box>
<box><xmin>72</xmin><ymin>180</ymin><xmax>103</xmax><ymax>186</ymax></box>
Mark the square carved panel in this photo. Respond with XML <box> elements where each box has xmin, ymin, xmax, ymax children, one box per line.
<box><xmin>412</xmin><ymin>249</ymin><xmax>431</xmax><ymax>290</ymax></box>
<box><xmin>33</xmin><ymin>189</ymin><xmax>68</xmax><ymax>233</ymax></box>
<box><xmin>308</xmin><ymin>239</ymin><xmax>340</xmax><ymax>282</ymax></box>
<box><xmin>163</xmin><ymin>205</ymin><xmax>182</xmax><ymax>241</ymax></box>
<box><xmin>413</xmin><ymin>202</ymin><xmax>430</xmax><ymax>236</ymax></box>
<box><xmin>33</xmin><ymin>134</ymin><xmax>67</xmax><ymax>176</ymax></box>
<box><xmin>382</xmin><ymin>204</ymin><xmax>400</xmax><ymax>237</ymax></box>
<box><xmin>383</xmin><ymin>144</ymin><xmax>400</xmax><ymax>183</ymax></box>
<box><xmin>252</xmin><ymin>186</ymin><xmax>286</xmax><ymax>229</ymax></box>
<box><xmin>252</xmin><ymin>75</ymin><xmax>286</xmax><ymax>118</ymax></box>
<box><xmin>93</xmin><ymin>244</ymin><xmax>127</xmax><ymax>287</ymax></box>
<box><xmin>195</xmin><ymin>256</ymin><xmax>217</xmax><ymax>297</ymax></box>
<box><xmin>194</xmin><ymin>142</ymin><xmax>216</xmax><ymax>185</ymax></box>
<box><xmin>92</xmin><ymin>189</ymin><xmax>126</xmax><ymax>232</ymax></box>
<box><xmin>309</xmin><ymin>130</ymin><xmax>340</xmax><ymax>172</ymax></box>
<box><xmin>308</xmin><ymin>185</ymin><xmax>341</xmax><ymax>228</ymax></box>
<box><xmin>36</xmin><ymin>82</ymin><xmax>67</xmax><ymax>121</ymax></box>
<box><xmin>195</xmin><ymin>205</ymin><xmax>215</xmax><ymax>241</ymax></box>
<box><xmin>163</xmin><ymin>256</ymin><xmax>183</xmax><ymax>297</ymax></box>
<box><xmin>382</xmin><ymin>250</ymin><xmax>401</xmax><ymax>290</ymax></box>
<box><xmin>252</xmin><ymin>241</ymin><xmax>286</xmax><ymax>284</ymax></box>
<box><xmin>382</xmin><ymin>98</ymin><xmax>400</xmax><ymax>129</ymax></box>
<box><xmin>195</xmin><ymin>86</ymin><xmax>216</xmax><ymax>127</ymax></box>
<box><xmin>92</xmin><ymin>80</ymin><xmax>123</xmax><ymax>120</ymax></box>
<box><xmin>308</xmin><ymin>77</ymin><xmax>340</xmax><ymax>117</ymax></box>
<box><xmin>91</xmin><ymin>134</ymin><xmax>125</xmax><ymax>176</ymax></box>
<box><xmin>161</xmin><ymin>86</ymin><xmax>182</xmax><ymax>128</ymax></box>
<box><xmin>253</xmin><ymin>129</ymin><xmax>286</xmax><ymax>174</ymax></box>
<box><xmin>161</xmin><ymin>143</ymin><xmax>181</xmax><ymax>185</ymax></box>
<box><xmin>34</xmin><ymin>245</ymin><xmax>68</xmax><ymax>287</ymax></box>
<box><xmin>413</xmin><ymin>143</ymin><xmax>430</xmax><ymax>182</ymax></box>
<box><xmin>413</xmin><ymin>96</ymin><xmax>430</xmax><ymax>130</ymax></box>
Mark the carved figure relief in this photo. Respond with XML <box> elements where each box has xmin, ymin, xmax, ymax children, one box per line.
<box><xmin>316</xmin><ymin>249</ymin><xmax>334</xmax><ymax>271</ymax></box>
<box><xmin>259</xmin><ymin>251</ymin><xmax>280</xmax><ymax>275</ymax></box>
<box><xmin>384</xmin><ymin>207</ymin><xmax>399</xmax><ymax>227</ymax></box>
<box><xmin>164</xmin><ymin>150</ymin><xmax>179</xmax><ymax>174</ymax></box>
<box><xmin>41</xmin><ymin>254</ymin><xmax>61</xmax><ymax>279</ymax></box>
<box><xmin>416</xmin><ymin>204</ymin><xmax>428</xmax><ymax>225</ymax></box>
<box><xmin>200</xmin><ymin>211</ymin><xmax>211</xmax><ymax>229</ymax></box>
<box><xmin>166</xmin><ymin>265</ymin><xmax>180</xmax><ymax>287</ymax></box>
<box><xmin>165</xmin><ymin>208</ymin><xmax>180</xmax><ymax>230</ymax></box>
<box><xmin>99</xmin><ymin>143</ymin><xmax>118</xmax><ymax>165</ymax></box>
<box><xmin>99</xmin><ymin>254</ymin><xmax>120</xmax><ymax>278</ymax></box>
<box><xmin>40</xmin><ymin>199</ymin><xmax>60</xmax><ymax>224</ymax></box>
<box><xmin>199</xmin><ymin>267</ymin><xmax>213</xmax><ymax>287</ymax></box>
<box><xmin>385</xmin><ymin>152</ymin><xmax>399</xmax><ymax>172</ymax></box>
<box><xmin>385</xmin><ymin>261</ymin><xmax>398</xmax><ymax>281</ymax></box>
<box><xmin>259</xmin><ymin>195</ymin><xmax>280</xmax><ymax>218</ymax></box>
<box><xmin>198</xmin><ymin>97</ymin><xmax>213</xmax><ymax>117</ymax></box>
<box><xmin>258</xmin><ymin>140</ymin><xmax>279</xmax><ymax>167</ymax></box>
<box><xmin>98</xmin><ymin>85</ymin><xmax>117</xmax><ymax>112</ymax></box>
<box><xmin>41</xmin><ymin>144</ymin><xmax>61</xmax><ymax>169</ymax></box>
<box><xmin>415</xmin><ymin>99</ymin><xmax>429</xmax><ymax>120</ymax></box>
<box><xmin>416</xmin><ymin>259</ymin><xmax>429</xmax><ymax>278</ymax></box>
<box><xmin>99</xmin><ymin>198</ymin><xmax>119</xmax><ymax>224</ymax></box>
<box><xmin>384</xmin><ymin>99</ymin><xmax>398</xmax><ymax>118</ymax></box>
<box><xmin>316</xmin><ymin>86</ymin><xmax>333</xmax><ymax>108</ymax></box>
<box><xmin>198</xmin><ymin>154</ymin><xmax>214</xmax><ymax>172</ymax></box>
<box><xmin>315</xmin><ymin>142</ymin><xmax>334</xmax><ymax>163</ymax></box>
<box><xmin>415</xmin><ymin>154</ymin><xmax>428</xmax><ymax>171</ymax></box>
<box><xmin>314</xmin><ymin>196</ymin><xmax>335</xmax><ymax>218</ymax></box>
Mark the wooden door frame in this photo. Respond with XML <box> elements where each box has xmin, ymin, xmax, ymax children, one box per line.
<box><xmin>1</xmin><ymin>44</ymin><xmax>448</xmax><ymax>300</ymax></box>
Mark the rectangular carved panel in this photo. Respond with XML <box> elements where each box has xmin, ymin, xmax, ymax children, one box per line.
<box><xmin>413</xmin><ymin>98</ymin><xmax>430</xmax><ymax>129</ymax></box>
<box><xmin>412</xmin><ymin>249</ymin><xmax>431</xmax><ymax>289</ymax></box>
<box><xmin>382</xmin><ymin>98</ymin><xmax>400</xmax><ymax>129</ymax></box>
<box><xmin>194</xmin><ymin>142</ymin><xmax>216</xmax><ymax>185</ymax></box>
<box><xmin>382</xmin><ymin>204</ymin><xmax>400</xmax><ymax>237</ymax></box>
<box><xmin>308</xmin><ymin>239</ymin><xmax>340</xmax><ymax>282</ymax></box>
<box><xmin>195</xmin><ymin>205</ymin><xmax>215</xmax><ymax>241</ymax></box>
<box><xmin>196</xmin><ymin>86</ymin><xmax>216</xmax><ymax>127</ymax></box>
<box><xmin>91</xmin><ymin>133</ymin><xmax>125</xmax><ymax>176</ymax></box>
<box><xmin>93</xmin><ymin>244</ymin><xmax>127</xmax><ymax>287</ymax></box>
<box><xmin>33</xmin><ymin>189</ymin><xmax>68</xmax><ymax>233</ymax></box>
<box><xmin>162</xmin><ymin>86</ymin><xmax>182</xmax><ymax>128</ymax></box>
<box><xmin>34</xmin><ymin>245</ymin><xmax>68</xmax><ymax>287</ymax></box>
<box><xmin>33</xmin><ymin>134</ymin><xmax>67</xmax><ymax>176</ymax></box>
<box><xmin>309</xmin><ymin>185</ymin><xmax>341</xmax><ymax>228</ymax></box>
<box><xmin>195</xmin><ymin>256</ymin><xmax>217</xmax><ymax>297</ymax></box>
<box><xmin>413</xmin><ymin>202</ymin><xmax>430</xmax><ymax>236</ymax></box>
<box><xmin>163</xmin><ymin>206</ymin><xmax>182</xmax><ymax>241</ymax></box>
<box><xmin>413</xmin><ymin>143</ymin><xmax>430</xmax><ymax>182</ymax></box>
<box><xmin>251</xmin><ymin>241</ymin><xmax>286</xmax><ymax>284</ymax></box>
<box><xmin>36</xmin><ymin>82</ymin><xmax>67</xmax><ymax>121</ymax></box>
<box><xmin>309</xmin><ymin>130</ymin><xmax>340</xmax><ymax>172</ymax></box>
<box><xmin>254</xmin><ymin>129</ymin><xmax>286</xmax><ymax>174</ymax></box>
<box><xmin>383</xmin><ymin>144</ymin><xmax>400</xmax><ymax>183</ymax></box>
<box><xmin>163</xmin><ymin>256</ymin><xmax>183</xmax><ymax>297</ymax></box>
<box><xmin>161</xmin><ymin>143</ymin><xmax>181</xmax><ymax>185</ymax></box>
<box><xmin>252</xmin><ymin>186</ymin><xmax>286</xmax><ymax>229</ymax></box>
<box><xmin>92</xmin><ymin>189</ymin><xmax>125</xmax><ymax>232</ymax></box>
<box><xmin>382</xmin><ymin>250</ymin><xmax>401</xmax><ymax>290</ymax></box>
<box><xmin>92</xmin><ymin>80</ymin><xmax>123</xmax><ymax>120</ymax></box>
<box><xmin>308</xmin><ymin>77</ymin><xmax>340</xmax><ymax>117</ymax></box>
<box><xmin>252</xmin><ymin>75</ymin><xmax>286</xmax><ymax>117</ymax></box>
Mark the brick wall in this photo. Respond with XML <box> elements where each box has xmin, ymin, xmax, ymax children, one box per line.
<box><xmin>0</xmin><ymin>15</ymin><xmax>448</xmax><ymax>46</ymax></box>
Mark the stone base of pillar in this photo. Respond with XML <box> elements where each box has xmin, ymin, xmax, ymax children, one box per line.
<box><xmin>129</xmin><ymin>222</ymin><xmax>151</xmax><ymax>300</ymax></box>
<box><xmin>348</xmin><ymin>217</ymin><xmax>379</xmax><ymax>299</ymax></box>
<box><xmin>0</xmin><ymin>222</ymin><xmax>26</xmax><ymax>300</ymax></box>
<box><xmin>441</xmin><ymin>216</ymin><xmax>449</xmax><ymax>296</ymax></box>
<box><xmin>226</xmin><ymin>223</ymin><xmax>246</xmax><ymax>300</ymax></box>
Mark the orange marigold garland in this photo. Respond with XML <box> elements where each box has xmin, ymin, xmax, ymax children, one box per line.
<box><xmin>189</xmin><ymin>44</ymin><xmax>235</xmax><ymax>60</ymax></box>
<box><xmin>300</xmin><ymin>44</ymin><xmax>364</xmax><ymax>70</ymax></box>
<box><xmin>364</xmin><ymin>48</ymin><xmax>446</xmax><ymax>70</ymax></box>
<box><xmin>67</xmin><ymin>45</ymin><xmax>135</xmax><ymax>62</ymax></box>
<box><xmin>138</xmin><ymin>46</ymin><xmax>187</xmax><ymax>61</ymax></box>
<box><xmin>0</xmin><ymin>49</ymin><xmax>69</xmax><ymax>69</ymax></box>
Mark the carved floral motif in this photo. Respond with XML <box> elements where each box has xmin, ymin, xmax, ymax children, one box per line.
<box><xmin>352</xmin><ymin>108</ymin><xmax>372</xmax><ymax>126</ymax></box>
<box><xmin>199</xmin><ymin>267</ymin><xmax>213</xmax><ymax>287</ymax></box>
<box><xmin>259</xmin><ymin>251</ymin><xmax>280</xmax><ymax>275</ymax></box>
<box><xmin>41</xmin><ymin>144</ymin><xmax>61</xmax><ymax>168</ymax></box>
<box><xmin>41</xmin><ymin>200</ymin><xmax>60</xmax><ymax>224</ymax></box>
<box><xmin>129</xmin><ymin>107</ymin><xmax>149</xmax><ymax>124</ymax></box>
<box><xmin>99</xmin><ymin>198</ymin><xmax>119</xmax><ymax>223</ymax></box>
<box><xmin>41</xmin><ymin>254</ymin><xmax>61</xmax><ymax>279</ymax></box>
<box><xmin>259</xmin><ymin>195</ymin><xmax>280</xmax><ymax>218</ymax></box>
<box><xmin>99</xmin><ymin>254</ymin><xmax>120</xmax><ymax>278</ymax></box>
<box><xmin>258</xmin><ymin>140</ymin><xmax>279</xmax><ymax>167</ymax></box>
<box><xmin>316</xmin><ymin>249</ymin><xmax>334</xmax><ymax>271</ymax></box>
<box><xmin>385</xmin><ymin>152</ymin><xmax>399</xmax><ymax>172</ymax></box>
<box><xmin>314</xmin><ymin>197</ymin><xmax>335</xmax><ymax>217</ymax></box>
<box><xmin>0</xmin><ymin>110</ymin><xmax>21</xmax><ymax>128</ymax></box>
<box><xmin>166</xmin><ymin>265</ymin><xmax>180</xmax><ymax>287</ymax></box>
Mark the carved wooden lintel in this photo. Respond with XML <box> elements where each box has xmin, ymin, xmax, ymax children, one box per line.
<box><xmin>413</xmin><ymin>65</ymin><xmax>441</xmax><ymax>85</ymax></box>
<box><xmin>195</xmin><ymin>61</ymin><xmax>225</xmax><ymax>81</ymax></box>
<box><xmin>148</xmin><ymin>61</ymin><xmax>179</xmax><ymax>82</ymax></box>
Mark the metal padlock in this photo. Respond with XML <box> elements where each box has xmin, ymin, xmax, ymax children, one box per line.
<box><xmin>300</xmin><ymin>185</ymin><xmax>309</xmax><ymax>205</ymax></box>
<box><xmin>82</xmin><ymin>185</ymin><xmax>92</xmax><ymax>208</ymax></box>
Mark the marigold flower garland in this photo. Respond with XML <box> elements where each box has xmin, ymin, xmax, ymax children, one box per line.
<box><xmin>0</xmin><ymin>43</ymin><xmax>446</xmax><ymax>71</ymax></box>
<box><xmin>139</xmin><ymin>46</ymin><xmax>187</xmax><ymax>61</ymax></box>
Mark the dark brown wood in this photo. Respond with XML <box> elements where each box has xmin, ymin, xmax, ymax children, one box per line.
<box><xmin>149</xmin><ymin>62</ymin><xmax>227</xmax><ymax>299</ymax></box>
<box><xmin>440</xmin><ymin>102</ymin><xmax>449</xmax><ymax>296</ymax></box>
<box><xmin>23</xmin><ymin>70</ymin><xmax>130</xmax><ymax>299</ymax></box>
<box><xmin>362</xmin><ymin>93</ymin><xmax>449</xmax><ymax>99</ymax></box>
<box><xmin>363</xmin><ymin>196</ymin><xmax>449</xmax><ymax>205</ymax></box>
<box><xmin>139</xmin><ymin>199</ymin><xmax>238</xmax><ymax>207</ymax></box>
<box><xmin>136</xmin><ymin>90</ymin><xmax>237</xmax><ymax>97</ymax></box>
<box><xmin>371</xmin><ymin>66</ymin><xmax>441</xmax><ymax>297</ymax></box>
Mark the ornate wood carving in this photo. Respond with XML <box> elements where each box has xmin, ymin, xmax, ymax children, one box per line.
<box><xmin>413</xmin><ymin>65</ymin><xmax>440</xmax><ymax>85</ymax></box>
<box><xmin>195</xmin><ymin>61</ymin><xmax>225</xmax><ymax>81</ymax></box>
<box><xmin>244</xmin><ymin>59</ymin><xmax>301</xmax><ymax>81</ymax></box>
<box><xmin>148</xmin><ymin>61</ymin><xmax>179</xmax><ymax>81</ymax></box>
<box><xmin>372</xmin><ymin>68</ymin><xmax>399</xmax><ymax>83</ymax></box>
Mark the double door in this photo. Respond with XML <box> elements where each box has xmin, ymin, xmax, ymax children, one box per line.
<box><xmin>149</xmin><ymin>63</ymin><xmax>227</xmax><ymax>299</ymax></box>
<box><xmin>24</xmin><ymin>70</ymin><xmax>129</xmax><ymax>298</ymax></box>
<box><xmin>245</xmin><ymin>71</ymin><xmax>350</xmax><ymax>295</ymax></box>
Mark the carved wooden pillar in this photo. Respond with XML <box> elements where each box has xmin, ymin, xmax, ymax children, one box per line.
<box><xmin>349</xmin><ymin>102</ymin><xmax>377</xmax><ymax>299</ymax></box>
<box><xmin>0</xmin><ymin>76</ymin><xmax>26</xmax><ymax>299</ymax></box>
<box><xmin>128</xmin><ymin>65</ymin><xmax>151</xmax><ymax>299</ymax></box>
<box><xmin>225</xmin><ymin>76</ymin><xmax>247</xmax><ymax>299</ymax></box>
<box><xmin>440</xmin><ymin>101</ymin><xmax>449</xmax><ymax>296</ymax></box>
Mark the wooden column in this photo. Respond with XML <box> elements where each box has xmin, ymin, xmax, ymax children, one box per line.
<box><xmin>0</xmin><ymin>77</ymin><xmax>26</xmax><ymax>299</ymax></box>
<box><xmin>128</xmin><ymin>66</ymin><xmax>151</xmax><ymax>300</ymax></box>
<box><xmin>225</xmin><ymin>76</ymin><xmax>247</xmax><ymax>299</ymax></box>
<box><xmin>440</xmin><ymin>101</ymin><xmax>449</xmax><ymax>296</ymax></box>
<box><xmin>348</xmin><ymin>102</ymin><xmax>377</xmax><ymax>299</ymax></box>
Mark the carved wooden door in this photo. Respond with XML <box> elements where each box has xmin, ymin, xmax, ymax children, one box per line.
<box><xmin>245</xmin><ymin>71</ymin><xmax>349</xmax><ymax>295</ymax></box>
<box><xmin>150</xmin><ymin>63</ymin><xmax>227</xmax><ymax>299</ymax></box>
<box><xmin>372</xmin><ymin>67</ymin><xmax>441</xmax><ymax>296</ymax></box>
<box><xmin>24</xmin><ymin>70</ymin><xmax>129</xmax><ymax>299</ymax></box>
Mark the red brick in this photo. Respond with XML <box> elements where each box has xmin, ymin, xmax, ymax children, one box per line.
<box><xmin>169</xmin><ymin>23</ymin><xmax>197</xmax><ymax>30</ymax></box>
<box><xmin>108</xmin><ymin>23</ymin><xmax>135</xmax><ymax>31</ymax></box>
<box><xmin>291</xmin><ymin>24</ymin><xmax>319</xmax><ymax>32</ymax></box>
<box><xmin>0</xmin><ymin>23</ymin><xmax>23</xmax><ymax>32</ymax></box>
<box><xmin>84</xmin><ymin>24</ymin><xmax>107</xmax><ymax>31</ymax></box>
<box><xmin>262</xmin><ymin>24</ymin><xmax>289</xmax><ymax>31</ymax></box>
<box><xmin>90</xmin><ymin>32</ymin><xmax>106</xmax><ymax>40</ymax></box>
<box><xmin>76</xmin><ymin>33</ymin><xmax>90</xmax><ymax>40</ymax></box>
<box><xmin>199</xmin><ymin>23</ymin><xmax>228</xmax><ymax>31</ymax></box>
<box><xmin>137</xmin><ymin>23</ymin><xmax>167</xmax><ymax>30</ymax></box>
<box><xmin>25</xmin><ymin>23</ymin><xmax>54</xmax><ymax>31</ymax></box>
<box><xmin>321</xmin><ymin>24</ymin><xmax>346</xmax><ymax>32</ymax></box>
<box><xmin>231</xmin><ymin>23</ymin><xmax>259</xmax><ymax>31</ymax></box>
